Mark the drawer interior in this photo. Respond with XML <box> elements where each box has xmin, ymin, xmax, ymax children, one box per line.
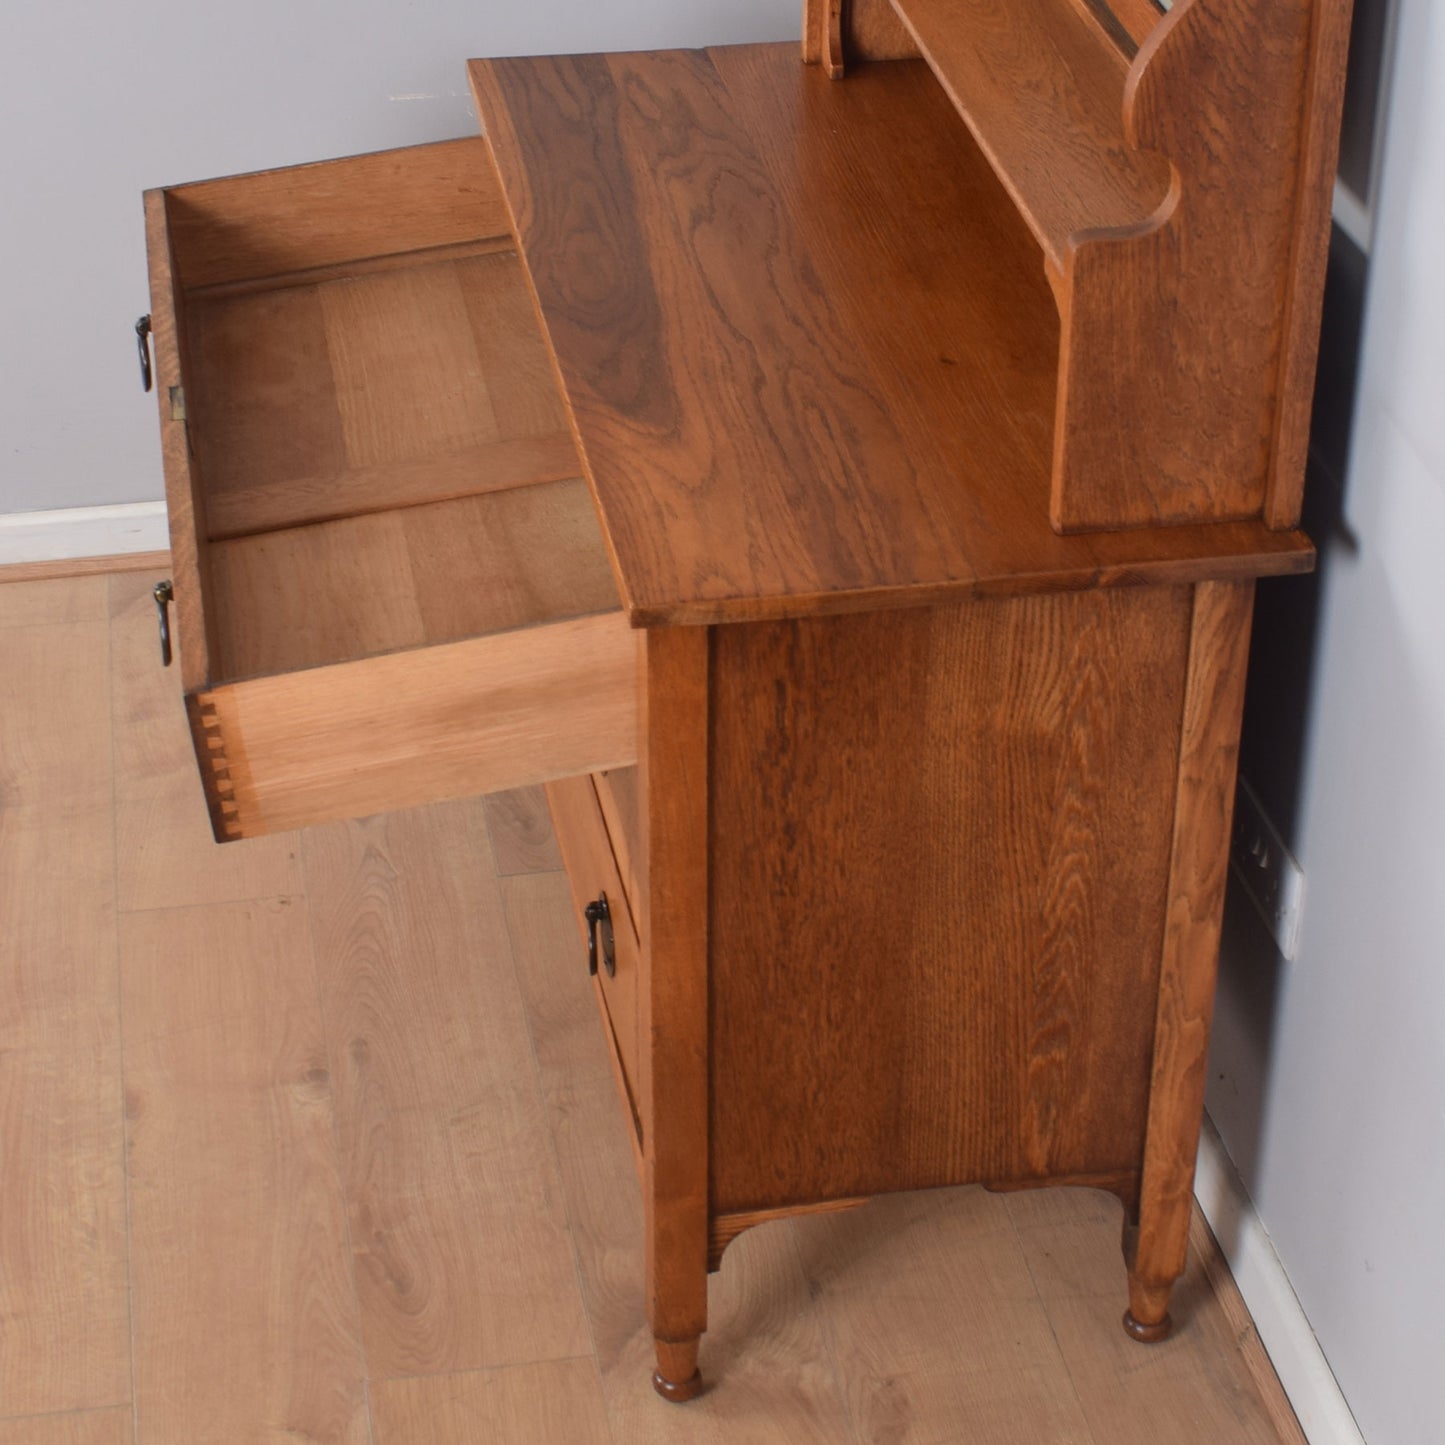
<box><xmin>145</xmin><ymin>139</ymin><xmax>638</xmax><ymax>841</ymax></box>
<box><xmin>152</xmin><ymin>137</ymin><xmax>617</xmax><ymax>688</ymax></box>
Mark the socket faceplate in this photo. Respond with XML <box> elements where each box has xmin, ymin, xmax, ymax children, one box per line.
<box><xmin>1230</xmin><ymin>776</ymin><xmax>1307</xmax><ymax>961</ymax></box>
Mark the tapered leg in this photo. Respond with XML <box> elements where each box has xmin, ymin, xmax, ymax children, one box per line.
<box><xmin>652</xmin><ymin>1336</ymin><xmax>705</xmax><ymax>1401</ymax></box>
<box><xmin>1124</xmin><ymin>1273</ymin><xmax>1176</xmax><ymax>1342</ymax></box>
<box><xmin>1123</xmin><ymin>583</ymin><xmax>1255</xmax><ymax>1347</ymax></box>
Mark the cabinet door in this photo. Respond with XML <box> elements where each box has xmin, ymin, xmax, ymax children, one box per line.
<box><xmin>546</xmin><ymin>773</ymin><xmax>643</xmax><ymax>1143</ymax></box>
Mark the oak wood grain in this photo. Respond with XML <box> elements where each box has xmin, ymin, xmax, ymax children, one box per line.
<box><xmin>144</xmin><ymin>186</ymin><xmax>214</xmax><ymax>691</ymax></box>
<box><xmin>1130</xmin><ymin>580</ymin><xmax>1255</xmax><ymax>1327</ymax></box>
<box><xmin>471</xmin><ymin>45</ymin><xmax>1314</xmax><ymax>628</ymax></box>
<box><xmin>803</xmin><ymin>0</ymin><xmax>920</xmax><ymax>65</ymax></box>
<box><xmin>708</xmin><ymin>589</ymin><xmax>1191</xmax><ymax>1213</ymax></box>
<box><xmin>196</xmin><ymin>608</ymin><xmax>638</xmax><ymax>840</ymax></box>
<box><xmin>887</xmin><ymin>0</ymin><xmax>1170</xmax><ymax>269</ymax></box>
<box><xmin>370</xmin><ymin>1359</ymin><xmax>612</xmax><ymax>1445</ymax></box>
<box><xmin>121</xmin><ymin>898</ymin><xmax>369</xmax><ymax>1444</ymax></box>
<box><xmin>302</xmin><ymin>801</ymin><xmax>591</xmax><ymax>1378</ymax></box>
<box><xmin>545</xmin><ymin>774</ymin><xmax>643</xmax><ymax>1136</ymax></box>
<box><xmin>0</xmin><ymin>620</ymin><xmax>115</xmax><ymax>1055</ymax></box>
<box><xmin>483</xmin><ymin>785</ymin><xmax>564</xmax><ymax>876</ymax></box>
<box><xmin>1268</xmin><ymin>0</ymin><xmax>1356</xmax><ymax>527</ymax></box>
<box><xmin>182</xmin><ymin>243</ymin><xmax>578</xmax><ymax>546</ymax></box>
<box><xmin>0</xmin><ymin>1411</ymin><xmax>133</xmax><ymax>1445</ymax></box>
<box><xmin>206</xmin><ymin>480</ymin><xmax>616</xmax><ymax>679</ymax></box>
<box><xmin>592</xmin><ymin>765</ymin><xmax>641</xmax><ymax>912</ymax></box>
<box><xmin>638</xmin><ymin>627</ymin><xmax>712</xmax><ymax>1375</ymax></box>
<box><xmin>0</xmin><ymin>574</ymin><xmax>107</xmax><ymax>626</ymax></box>
<box><xmin>161</xmin><ymin>138</ymin><xmax>510</xmax><ymax>290</ymax></box>
<box><xmin>0</xmin><ymin>553</ymin><xmax>170</xmax><ymax>586</ymax></box>
<box><xmin>797</xmin><ymin>1188</ymin><xmax>1097</xmax><ymax>1441</ymax></box>
<box><xmin>1053</xmin><ymin>0</ymin><xmax>1319</xmax><ymax>530</ymax></box>
<box><xmin>204</xmin><ymin>433</ymin><xmax>581</xmax><ymax>540</ymax></box>
<box><xmin>0</xmin><ymin>1045</ymin><xmax>130</xmax><ymax>1419</ymax></box>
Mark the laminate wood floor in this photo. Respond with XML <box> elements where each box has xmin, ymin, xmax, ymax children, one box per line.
<box><xmin>0</xmin><ymin>568</ymin><xmax>1305</xmax><ymax>1444</ymax></box>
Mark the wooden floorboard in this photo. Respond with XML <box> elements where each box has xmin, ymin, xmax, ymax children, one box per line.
<box><xmin>0</xmin><ymin>614</ymin><xmax>130</xmax><ymax>1419</ymax></box>
<box><xmin>301</xmin><ymin>802</ymin><xmax>591</xmax><ymax>1381</ymax></box>
<box><xmin>0</xmin><ymin>571</ymin><xmax>1307</xmax><ymax>1443</ymax></box>
<box><xmin>0</xmin><ymin>1409</ymin><xmax>133</xmax><ymax>1445</ymax></box>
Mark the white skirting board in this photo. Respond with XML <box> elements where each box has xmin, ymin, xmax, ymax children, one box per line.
<box><xmin>1195</xmin><ymin>1115</ymin><xmax>1367</xmax><ymax>1445</ymax></box>
<box><xmin>0</xmin><ymin>502</ymin><xmax>169</xmax><ymax>566</ymax></box>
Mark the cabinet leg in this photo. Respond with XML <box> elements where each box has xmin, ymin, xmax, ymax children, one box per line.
<box><xmin>1123</xmin><ymin>1273</ymin><xmax>1175</xmax><ymax>1343</ymax></box>
<box><xmin>651</xmin><ymin>1336</ymin><xmax>704</xmax><ymax>1402</ymax></box>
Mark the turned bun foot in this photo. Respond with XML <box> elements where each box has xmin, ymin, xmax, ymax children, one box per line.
<box><xmin>1123</xmin><ymin>1309</ymin><xmax>1174</xmax><ymax>1343</ymax></box>
<box><xmin>652</xmin><ymin>1367</ymin><xmax>705</xmax><ymax>1402</ymax></box>
<box><xmin>652</xmin><ymin>1336</ymin><xmax>704</xmax><ymax>1403</ymax></box>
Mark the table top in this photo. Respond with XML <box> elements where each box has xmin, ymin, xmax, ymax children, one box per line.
<box><xmin>471</xmin><ymin>43</ymin><xmax>1312</xmax><ymax>628</ymax></box>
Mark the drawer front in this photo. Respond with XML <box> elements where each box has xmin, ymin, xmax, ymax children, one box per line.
<box><xmin>546</xmin><ymin>773</ymin><xmax>642</xmax><ymax>1141</ymax></box>
<box><xmin>144</xmin><ymin>138</ymin><xmax>636</xmax><ymax>839</ymax></box>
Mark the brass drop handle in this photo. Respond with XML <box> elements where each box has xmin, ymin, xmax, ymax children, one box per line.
<box><xmin>136</xmin><ymin>315</ymin><xmax>153</xmax><ymax>392</ymax></box>
<box><xmin>585</xmin><ymin>893</ymin><xmax>615</xmax><ymax>979</ymax></box>
<box><xmin>153</xmin><ymin>580</ymin><xmax>174</xmax><ymax>667</ymax></box>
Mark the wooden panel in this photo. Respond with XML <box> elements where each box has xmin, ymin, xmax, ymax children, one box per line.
<box><xmin>162</xmin><ymin>138</ymin><xmax>510</xmax><ymax>289</ymax></box>
<box><xmin>593</xmin><ymin>766</ymin><xmax>641</xmax><ymax>911</ymax></box>
<box><xmin>545</xmin><ymin>774</ymin><xmax>642</xmax><ymax>1133</ymax></box>
<box><xmin>708</xmin><ymin>588</ymin><xmax>1192</xmax><ymax>1213</ymax></box>
<box><xmin>205</xmin><ymin>433</ymin><xmax>581</xmax><ymax>539</ymax></box>
<box><xmin>1130</xmin><ymin>580</ymin><xmax>1255</xmax><ymax>1319</ymax></box>
<box><xmin>183</xmin><ymin>245</ymin><xmax>578</xmax><ymax>541</ymax></box>
<box><xmin>207</xmin><ymin>479</ymin><xmax>618</xmax><ymax>679</ymax></box>
<box><xmin>207</xmin><ymin>507</ymin><xmax>424</xmax><ymax>679</ymax></box>
<box><xmin>121</xmin><ymin>899</ymin><xmax>369</xmax><ymax>1444</ymax></box>
<box><xmin>886</xmin><ymin>0</ymin><xmax>1169</xmax><ymax>269</ymax></box>
<box><xmin>458</xmin><ymin>248</ymin><xmax>575</xmax><ymax>441</ymax></box>
<box><xmin>302</xmin><ymin>802</ymin><xmax>591</xmax><ymax>1377</ymax></box>
<box><xmin>637</xmin><ymin>627</ymin><xmax>711</xmax><ymax>1367</ymax></box>
<box><xmin>371</xmin><ymin>1360</ymin><xmax>612</xmax><ymax>1445</ymax></box>
<box><xmin>804</xmin><ymin>0</ymin><xmax>920</xmax><ymax>64</ymax></box>
<box><xmin>472</xmin><ymin>45</ymin><xmax>1315</xmax><ymax>627</ymax></box>
<box><xmin>1268</xmin><ymin>0</ymin><xmax>1356</xmax><ymax>527</ymax></box>
<box><xmin>320</xmin><ymin>260</ymin><xmax>504</xmax><ymax>469</ymax></box>
<box><xmin>145</xmin><ymin>187</ymin><xmax>214</xmax><ymax>690</ymax></box>
<box><xmin>197</xmin><ymin>609</ymin><xmax>639</xmax><ymax>840</ymax></box>
<box><xmin>0</xmin><ymin>553</ymin><xmax>169</xmax><ymax>585</ymax></box>
<box><xmin>183</xmin><ymin>279</ymin><xmax>348</xmax><ymax>506</ymax></box>
<box><xmin>1097</xmin><ymin>0</ymin><xmax>1166</xmax><ymax>47</ymax></box>
<box><xmin>1053</xmin><ymin>0</ymin><xmax>1317</xmax><ymax>530</ymax></box>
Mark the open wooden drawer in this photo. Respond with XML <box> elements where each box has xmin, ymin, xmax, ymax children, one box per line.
<box><xmin>144</xmin><ymin>138</ymin><xmax>638</xmax><ymax>841</ymax></box>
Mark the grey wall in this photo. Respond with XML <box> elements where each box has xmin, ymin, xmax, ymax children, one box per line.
<box><xmin>1208</xmin><ymin>2</ymin><xmax>1445</xmax><ymax>1441</ymax></box>
<box><xmin>0</xmin><ymin>0</ymin><xmax>796</xmax><ymax>516</ymax></box>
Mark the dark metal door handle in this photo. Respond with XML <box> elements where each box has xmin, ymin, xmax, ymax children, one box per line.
<box><xmin>584</xmin><ymin>894</ymin><xmax>615</xmax><ymax>979</ymax></box>
<box><xmin>153</xmin><ymin>580</ymin><xmax>174</xmax><ymax>667</ymax></box>
<box><xmin>136</xmin><ymin>315</ymin><xmax>153</xmax><ymax>392</ymax></box>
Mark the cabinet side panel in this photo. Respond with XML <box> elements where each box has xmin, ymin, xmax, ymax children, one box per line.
<box><xmin>1053</xmin><ymin>0</ymin><xmax>1316</xmax><ymax>531</ymax></box>
<box><xmin>708</xmin><ymin>588</ymin><xmax>1193</xmax><ymax>1214</ymax></box>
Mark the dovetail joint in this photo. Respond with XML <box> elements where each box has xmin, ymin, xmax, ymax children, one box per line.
<box><xmin>194</xmin><ymin>697</ymin><xmax>244</xmax><ymax>840</ymax></box>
